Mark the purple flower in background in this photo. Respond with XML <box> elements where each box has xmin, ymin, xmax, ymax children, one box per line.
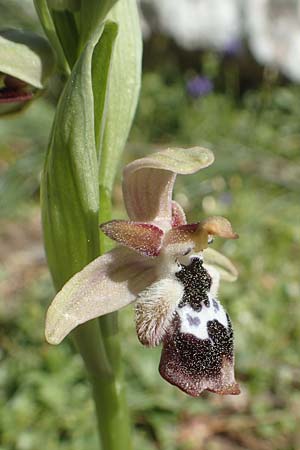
<box><xmin>186</xmin><ymin>76</ymin><xmax>213</xmax><ymax>99</ymax></box>
<box><xmin>223</xmin><ymin>38</ymin><xmax>243</xmax><ymax>57</ymax></box>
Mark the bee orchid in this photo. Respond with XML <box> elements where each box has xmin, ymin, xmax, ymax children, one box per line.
<box><xmin>45</xmin><ymin>147</ymin><xmax>240</xmax><ymax>396</ymax></box>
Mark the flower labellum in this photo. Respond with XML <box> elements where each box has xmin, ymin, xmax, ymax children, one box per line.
<box><xmin>45</xmin><ymin>146</ymin><xmax>240</xmax><ymax>397</ymax></box>
<box><xmin>158</xmin><ymin>257</ymin><xmax>239</xmax><ymax>396</ymax></box>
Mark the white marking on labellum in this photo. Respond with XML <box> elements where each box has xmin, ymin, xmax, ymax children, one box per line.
<box><xmin>178</xmin><ymin>297</ymin><xmax>228</xmax><ymax>340</ymax></box>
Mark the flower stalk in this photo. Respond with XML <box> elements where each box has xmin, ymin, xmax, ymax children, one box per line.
<box><xmin>35</xmin><ymin>0</ymin><xmax>142</xmax><ymax>449</ymax></box>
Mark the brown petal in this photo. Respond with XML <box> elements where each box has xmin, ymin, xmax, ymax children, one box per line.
<box><xmin>163</xmin><ymin>223</ymin><xmax>201</xmax><ymax>256</ymax></box>
<box><xmin>123</xmin><ymin>147</ymin><xmax>214</xmax><ymax>224</ymax></box>
<box><xmin>45</xmin><ymin>247</ymin><xmax>157</xmax><ymax>344</ymax></box>
<box><xmin>100</xmin><ymin>220</ymin><xmax>164</xmax><ymax>256</ymax></box>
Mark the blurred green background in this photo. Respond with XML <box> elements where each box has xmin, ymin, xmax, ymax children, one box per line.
<box><xmin>1</xmin><ymin>2</ymin><xmax>300</xmax><ymax>450</ymax></box>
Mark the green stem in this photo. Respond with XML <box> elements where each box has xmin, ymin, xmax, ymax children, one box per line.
<box><xmin>87</xmin><ymin>184</ymin><xmax>133</xmax><ymax>450</ymax></box>
<box><xmin>70</xmin><ymin>284</ymin><xmax>132</xmax><ymax>450</ymax></box>
<box><xmin>73</xmin><ymin>314</ymin><xmax>132</xmax><ymax>449</ymax></box>
<box><xmin>69</xmin><ymin>210</ymin><xmax>132</xmax><ymax>450</ymax></box>
<box><xmin>91</xmin><ymin>371</ymin><xmax>132</xmax><ymax>450</ymax></box>
<box><xmin>72</xmin><ymin>320</ymin><xmax>112</xmax><ymax>377</ymax></box>
<box><xmin>91</xmin><ymin>313</ymin><xmax>132</xmax><ymax>450</ymax></box>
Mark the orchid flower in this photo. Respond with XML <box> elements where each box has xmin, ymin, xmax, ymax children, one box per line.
<box><xmin>45</xmin><ymin>147</ymin><xmax>240</xmax><ymax>397</ymax></box>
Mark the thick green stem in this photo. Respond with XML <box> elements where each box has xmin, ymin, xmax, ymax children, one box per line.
<box><xmin>72</xmin><ymin>313</ymin><xmax>132</xmax><ymax>449</ymax></box>
<box><xmin>67</xmin><ymin>188</ymin><xmax>132</xmax><ymax>450</ymax></box>
<box><xmin>91</xmin><ymin>371</ymin><xmax>132</xmax><ymax>450</ymax></box>
<box><xmin>72</xmin><ymin>320</ymin><xmax>112</xmax><ymax>377</ymax></box>
<box><xmin>88</xmin><ymin>185</ymin><xmax>132</xmax><ymax>450</ymax></box>
<box><xmin>90</xmin><ymin>312</ymin><xmax>132</xmax><ymax>450</ymax></box>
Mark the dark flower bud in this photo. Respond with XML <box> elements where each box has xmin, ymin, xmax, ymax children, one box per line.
<box><xmin>0</xmin><ymin>29</ymin><xmax>55</xmax><ymax>116</ymax></box>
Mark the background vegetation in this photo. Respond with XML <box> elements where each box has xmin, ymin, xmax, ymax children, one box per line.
<box><xmin>1</xmin><ymin>4</ymin><xmax>300</xmax><ymax>450</ymax></box>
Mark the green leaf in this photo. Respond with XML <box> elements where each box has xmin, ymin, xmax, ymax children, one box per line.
<box><xmin>0</xmin><ymin>29</ymin><xmax>54</xmax><ymax>89</ymax></box>
<box><xmin>48</xmin><ymin>0</ymin><xmax>80</xmax><ymax>11</ymax></box>
<box><xmin>50</xmin><ymin>8</ymin><xmax>79</xmax><ymax>67</ymax></box>
<box><xmin>41</xmin><ymin>28</ymin><xmax>103</xmax><ymax>291</ymax></box>
<box><xmin>40</xmin><ymin>23</ymin><xmax>116</xmax><ymax>378</ymax></box>
<box><xmin>33</xmin><ymin>0</ymin><xmax>70</xmax><ymax>73</ymax></box>
<box><xmin>79</xmin><ymin>0</ymin><xmax>118</xmax><ymax>50</ymax></box>
<box><xmin>92</xmin><ymin>21</ymin><xmax>118</xmax><ymax>155</ymax></box>
<box><xmin>99</xmin><ymin>0</ymin><xmax>142</xmax><ymax>230</ymax></box>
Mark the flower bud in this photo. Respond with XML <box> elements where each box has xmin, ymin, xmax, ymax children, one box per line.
<box><xmin>0</xmin><ymin>29</ymin><xmax>55</xmax><ymax>116</ymax></box>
